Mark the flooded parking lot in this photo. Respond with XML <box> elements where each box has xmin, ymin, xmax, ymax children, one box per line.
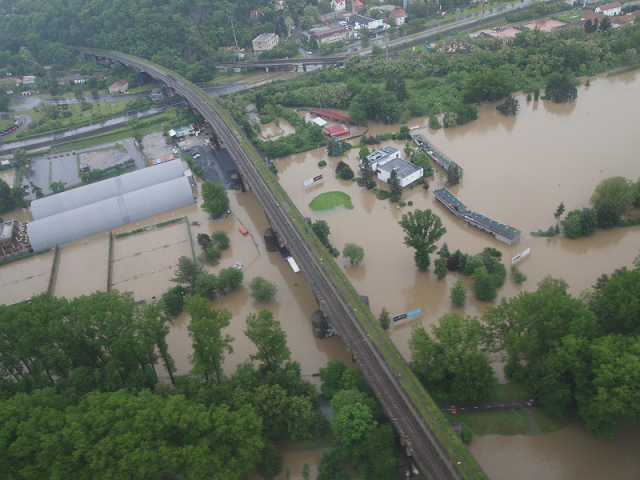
<box><xmin>0</xmin><ymin>252</ymin><xmax>53</xmax><ymax>304</ymax></box>
<box><xmin>111</xmin><ymin>221</ymin><xmax>194</xmax><ymax>303</ymax></box>
<box><xmin>52</xmin><ymin>234</ymin><xmax>110</xmax><ymax>299</ymax></box>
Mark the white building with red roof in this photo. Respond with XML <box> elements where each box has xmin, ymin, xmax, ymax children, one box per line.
<box><xmin>390</xmin><ymin>8</ymin><xmax>408</xmax><ymax>25</ymax></box>
<box><xmin>595</xmin><ymin>1</ymin><xmax>622</xmax><ymax>16</ymax></box>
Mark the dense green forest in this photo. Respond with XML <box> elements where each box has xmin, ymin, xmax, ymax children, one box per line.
<box><xmin>0</xmin><ymin>279</ymin><xmax>399</xmax><ymax>479</ymax></box>
<box><xmin>0</xmin><ymin>0</ymin><xmax>322</xmax><ymax>80</ymax></box>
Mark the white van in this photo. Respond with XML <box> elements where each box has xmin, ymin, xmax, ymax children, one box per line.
<box><xmin>339</xmin><ymin>21</ymin><xmax>346</xmax><ymax>26</ymax></box>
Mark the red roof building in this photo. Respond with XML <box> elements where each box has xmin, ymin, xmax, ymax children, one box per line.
<box><xmin>582</xmin><ymin>11</ymin><xmax>606</xmax><ymax>23</ymax></box>
<box><xmin>309</xmin><ymin>108</ymin><xmax>350</xmax><ymax>123</ymax></box>
<box><xmin>353</xmin><ymin>0</ymin><xmax>364</xmax><ymax>9</ymax></box>
<box><xmin>324</xmin><ymin>125</ymin><xmax>351</xmax><ymax>138</ymax></box>
<box><xmin>390</xmin><ymin>9</ymin><xmax>408</xmax><ymax>25</ymax></box>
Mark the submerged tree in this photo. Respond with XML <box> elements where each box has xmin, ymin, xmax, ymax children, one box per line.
<box><xmin>545</xmin><ymin>73</ymin><xmax>578</xmax><ymax>103</ymax></box>
<box><xmin>244</xmin><ymin>309</ymin><xmax>291</xmax><ymax>372</ymax></box>
<box><xmin>399</xmin><ymin>209</ymin><xmax>447</xmax><ymax>271</ymax></box>
<box><xmin>185</xmin><ymin>295</ymin><xmax>234</xmax><ymax>383</ymax></box>
<box><xmin>388</xmin><ymin>169</ymin><xmax>403</xmax><ymax>203</ymax></box>
<box><xmin>496</xmin><ymin>96</ymin><xmax>519</xmax><ymax>116</ymax></box>
<box><xmin>447</xmin><ymin>163</ymin><xmax>460</xmax><ymax>186</ymax></box>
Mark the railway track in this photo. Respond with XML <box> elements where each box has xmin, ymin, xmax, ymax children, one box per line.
<box><xmin>80</xmin><ymin>49</ymin><xmax>461</xmax><ymax>480</ymax></box>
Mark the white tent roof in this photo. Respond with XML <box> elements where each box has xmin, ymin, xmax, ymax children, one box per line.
<box><xmin>312</xmin><ymin>117</ymin><xmax>327</xmax><ymax>127</ymax></box>
<box><xmin>28</xmin><ymin>176</ymin><xmax>195</xmax><ymax>251</ymax></box>
<box><xmin>31</xmin><ymin>161</ymin><xmax>185</xmax><ymax>220</ymax></box>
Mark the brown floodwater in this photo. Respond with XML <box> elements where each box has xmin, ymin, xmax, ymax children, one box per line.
<box><xmin>273</xmin><ymin>71</ymin><xmax>640</xmax><ymax>479</ymax></box>
<box><xmin>469</xmin><ymin>422</ymin><xmax>640</xmax><ymax>480</ymax></box>
<box><xmin>2</xmin><ymin>70</ymin><xmax>639</xmax><ymax>478</ymax></box>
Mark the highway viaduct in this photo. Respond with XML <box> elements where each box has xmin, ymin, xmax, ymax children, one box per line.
<box><xmin>79</xmin><ymin>48</ymin><xmax>480</xmax><ymax>480</ymax></box>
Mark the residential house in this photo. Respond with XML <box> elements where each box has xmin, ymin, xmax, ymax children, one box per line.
<box><xmin>57</xmin><ymin>73</ymin><xmax>87</xmax><ymax>85</ymax></box>
<box><xmin>581</xmin><ymin>11</ymin><xmax>606</xmax><ymax>23</ymax></box>
<box><xmin>611</xmin><ymin>12</ymin><xmax>638</xmax><ymax>27</ymax></box>
<box><xmin>311</xmin><ymin>26</ymin><xmax>347</xmax><ymax>43</ymax></box>
<box><xmin>331</xmin><ymin>0</ymin><xmax>346</xmax><ymax>12</ymax></box>
<box><xmin>250</xmin><ymin>10</ymin><xmax>264</xmax><ymax>22</ymax></box>
<box><xmin>252</xmin><ymin>33</ymin><xmax>278</xmax><ymax>54</ymax></box>
<box><xmin>595</xmin><ymin>1</ymin><xmax>622</xmax><ymax>16</ymax></box>
<box><xmin>21</xmin><ymin>75</ymin><xmax>36</xmax><ymax>85</ymax></box>
<box><xmin>390</xmin><ymin>8</ymin><xmax>408</xmax><ymax>25</ymax></box>
<box><xmin>363</xmin><ymin>146</ymin><xmax>400</xmax><ymax>171</ymax></box>
<box><xmin>377</xmin><ymin>158</ymin><xmax>423</xmax><ymax>187</ymax></box>
<box><xmin>108</xmin><ymin>80</ymin><xmax>128</xmax><ymax>94</ymax></box>
<box><xmin>323</xmin><ymin>125</ymin><xmax>350</xmax><ymax>138</ymax></box>
<box><xmin>353</xmin><ymin>0</ymin><xmax>364</xmax><ymax>11</ymax></box>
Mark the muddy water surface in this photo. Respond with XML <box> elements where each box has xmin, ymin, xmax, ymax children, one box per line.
<box><xmin>273</xmin><ymin>71</ymin><xmax>640</xmax><ymax>479</ymax></box>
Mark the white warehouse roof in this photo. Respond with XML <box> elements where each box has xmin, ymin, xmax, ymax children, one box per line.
<box><xmin>28</xmin><ymin>176</ymin><xmax>195</xmax><ymax>251</ymax></box>
<box><xmin>31</xmin><ymin>161</ymin><xmax>185</xmax><ymax>220</ymax></box>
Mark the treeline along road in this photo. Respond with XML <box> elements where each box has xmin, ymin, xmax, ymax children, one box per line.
<box><xmin>79</xmin><ymin>48</ymin><xmax>474</xmax><ymax>480</ymax></box>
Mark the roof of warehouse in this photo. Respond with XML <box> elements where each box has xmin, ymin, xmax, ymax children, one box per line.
<box><xmin>31</xmin><ymin>161</ymin><xmax>185</xmax><ymax>220</ymax></box>
<box><xmin>28</xmin><ymin>176</ymin><xmax>195</xmax><ymax>251</ymax></box>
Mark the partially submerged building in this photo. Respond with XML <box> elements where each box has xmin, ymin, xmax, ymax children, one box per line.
<box><xmin>28</xmin><ymin>162</ymin><xmax>196</xmax><ymax>250</ymax></box>
<box><xmin>377</xmin><ymin>158</ymin><xmax>423</xmax><ymax>188</ymax></box>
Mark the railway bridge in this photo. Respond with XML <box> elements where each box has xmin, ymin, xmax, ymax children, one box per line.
<box><xmin>78</xmin><ymin>48</ymin><xmax>477</xmax><ymax>480</ymax></box>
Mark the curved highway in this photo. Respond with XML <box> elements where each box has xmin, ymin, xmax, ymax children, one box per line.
<box><xmin>79</xmin><ymin>49</ymin><xmax>464</xmax><ymax>480</ymax></box>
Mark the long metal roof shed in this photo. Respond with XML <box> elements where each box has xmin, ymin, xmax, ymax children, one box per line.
<box><xmin>28</xmin><ymin>176</ymin><xmax>195</xmax><ymax>251</ymax></box>
<box><xmin>31</xmin><ymin>161</ymin><xmax>185</xmax><ymax>220</ymax></box>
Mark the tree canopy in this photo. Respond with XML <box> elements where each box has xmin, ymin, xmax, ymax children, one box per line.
<box><xmin>398</xmin><ymin>209</ymin><xmax>447</xmax><ymax>271</ymax></box>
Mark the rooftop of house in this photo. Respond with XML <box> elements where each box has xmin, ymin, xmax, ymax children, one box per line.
<box><xmin>354</xmin><ymin>0</ymin><xmax>364</xmax><ymax>7</ymax></box>
<box><xmin>523</xmin><ymin>18</ymin><xmax>568</xmax><ymax>32</ymax></box>
<box><xmin>0</xmin><ymin>221</ymin><xmax>16</xmax><ymax>241</ymax></box>
<box><xmin>598</xmin><ymin>1</ymin><xmax>622</xmax><ymax>11</ymax></box>
<box><xmin>390</xmin><ymin>8</ymin><xmax>407</xmax><ymax>17</ymax></box>
<box><xmin>109</xmin><ymin>80</ymin><xmax>128</xmax><ymax>87</ymax></box>
<box><xmin>378</xmin><ymin>158</ymin><xmax>422</xmax><ymax>179</ymax></box>
<box><xmin>253</xmin><ymin>33</ymin><xmax>276</xmax><ymax>42</ymax></box>
<box><xmin>311</xmin><ymin>25</ymin><xmax>347</xmax><ymax>36</ymax></box>
<box><xmin>365</xmin><ymin>146</ymin><xmax>399</xmax><ymax>164</ymax></box>
<box><xmin>350</xmin><ymin>14</ymin><xmax>375</xmax><ymax>25</ymax></box>
<box><xmin>490</xmin><ymin>27</ymin><xmax>522</xmax><ymax>38</ymax></box>
<box><xmin>582</xmin><ymin>11</ymin><xmax>606</xmax><ymax>22</ymax></box>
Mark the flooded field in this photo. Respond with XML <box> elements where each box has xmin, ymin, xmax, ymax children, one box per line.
<box><xmin>247</xmin><ymin>449</ymin><xmax>325</xmax><ymax>480</ymax></box>
<box><xmin>0</xmin><ymin>251</ymin><xmax>54</xmax><ymax>304</ymax></box>
<box><xmin>0</xmin><ymin>167</ymin><xmax>16</xmax><ymax>187</ymax></box>
<box><xmin>53</xmin><ymin>233</ymin><xmax>110</xmax><ymax>299</ymax></box>
<box><xmin>162</xmin><ymin>190</ymin><xmax>355</xmax><ymax>381</ymax></box>
<box><xmin>0</xmin><ymin>69</ymin><xmax>638</xmax><ymax>479</ymax></box>
<box><xmin>111</xmin><ymin>221</ymin><xmax>193</xmax><ymax>303</ymax></box>
<box><xmin>272</xmin><ymin>71</ymin><xmax>640</xmax><ymax>479</ymax></box>
<box><xmin>469</xmin><ymin>422</ymin><xmax>640</xmax><ymax>480</ymax></box>
<box><xmin>259</xmin><ymin>119</ymin><xmax>296</xmax><ymax>140</ymax></box>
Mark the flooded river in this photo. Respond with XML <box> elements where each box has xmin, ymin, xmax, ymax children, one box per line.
<box><xmin>273</xmin><ymin>70</ymin><xmax>640</xmax><ymax>479</ymax></box>
<box><xmin>2</xmin><ymin>69</ymin><xmax>639</xmax><ymax>478</ymax></box>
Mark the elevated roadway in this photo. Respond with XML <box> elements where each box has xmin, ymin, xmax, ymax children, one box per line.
<box><xmin>79</xmin><ymin>48</ymin><xmax>472</xmax><ymax>480</ymax></box>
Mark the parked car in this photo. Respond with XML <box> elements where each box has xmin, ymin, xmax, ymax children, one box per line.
<box><xmin>172</xmin><ymin>148</ymin><xmax>178</xmax><ymax>154</ymax></box>
<box><xmin>193</xmin><ymin>153</ymin><xmax>201</xmax><ymax>159</ymax></box>
<box><xmin>183</xmin><ymin>147</ymin><xmax>190</xmax><ymax>152</ymax></box>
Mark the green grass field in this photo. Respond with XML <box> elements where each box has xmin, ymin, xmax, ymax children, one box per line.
<box><xmin>486</xmin><ymin>382</ymin><xmax>532</xmax><ymax>402</ymax></box>
<box><xmin>309</xmin><ymin>191</ymin><xmax>354</xmax><ymax>211</ymax></box>
<box><xmin>531</xmin><ymin>408</ymin><xmax>578</xmax><ymax>434</ymax></box>
<box><xmin>457</xmin><ymin>410</ymin><xmax>531</xmax><ymax>436</ymax></box>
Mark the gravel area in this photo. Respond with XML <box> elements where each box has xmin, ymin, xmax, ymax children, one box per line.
<box><xmin>140</xmin><ymin>131</ymin><xmax>175</xmax><ymax>162</ymax></box>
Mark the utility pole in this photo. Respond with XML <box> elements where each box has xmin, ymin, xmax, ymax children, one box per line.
<box><xmin>229</xmin><ymin>16</ymin><xmax>239</xmax><ymax>50</ymax></box>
